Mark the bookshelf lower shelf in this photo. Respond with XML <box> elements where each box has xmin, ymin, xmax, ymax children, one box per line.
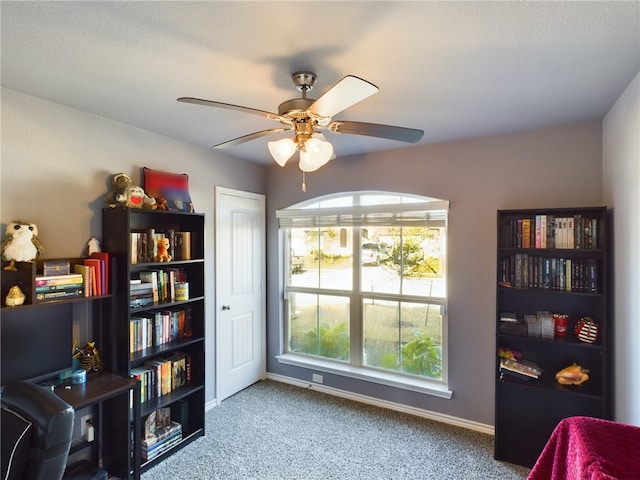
<box><xmin>140</xmin><ymin>427</ymin><xmax>204</xmax><ymax>472</ymax></box>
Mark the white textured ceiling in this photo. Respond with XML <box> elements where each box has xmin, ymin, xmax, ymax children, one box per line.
<box><xmin>2</xmin><ymin>1</ymin><xmax>639</xmax><ymax>164</ymax></box>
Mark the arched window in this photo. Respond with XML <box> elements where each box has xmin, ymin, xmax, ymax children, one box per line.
<box><xmin>276</xmin><ymin>191</ymin><xmax>451</xmax><ymax>397</ymax></box>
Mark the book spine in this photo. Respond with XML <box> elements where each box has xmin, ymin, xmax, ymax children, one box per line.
<box><xmin>522</xmin><ymin>218</ymin><xmax>531</xmax><ymax>249</ymax></box>
<box><xmin>35</xmin><ymin>274</ymin><xmax>84</xmax><ymax>286</ymax></box>
<box><xmin>35</xmin><ymin>288</ymin><xmax>83</xmax><ymax>302</ymax></box>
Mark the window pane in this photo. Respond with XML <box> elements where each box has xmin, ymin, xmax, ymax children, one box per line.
<box><xmin>362</xmin><ymin>299</ymin><xmax>400</xmax><ymax>371</ymax></box>
<box><xmin>288</xmin><ymin>227</ymin><xmax>352</xmax><ymax>290</ymax></box>
<box><xmin>362</xmin><ymin>226</ymin><xmax>445</xmax><ymax>297</ymax></box>
<box><xmin>399</xmin><ymin>302</ymin><xmax>443</xmax><ymax>380</ymax></box>
<box><xmin>363</xmin><ymin>299</ymin><xmax>443</xmax><ymax>380</ymax></box>
<box><xmin>288</xmin><ymin>293</ymin><xmax>350</xmax><ymax>362</ymax></box>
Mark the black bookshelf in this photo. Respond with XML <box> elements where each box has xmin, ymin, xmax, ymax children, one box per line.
<box><xmin>494</xmin><ymin>207</ymin><xmax>612</xmax><ymax>468</ymax></box>
<box><xmin>102</xmin><ymin>208</ymin><xmax>205</xmax><ymax>474</ymax></box>
<box><xmin>1</xmin><ymin>257</ymin><xmax>138</xmax><ymax>478</ymax></box>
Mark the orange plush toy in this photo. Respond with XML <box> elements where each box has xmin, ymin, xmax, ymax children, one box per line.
<box><xmin>155</xmin><ymin>237</ymin><xmax>172</xmax><ymax>262</ymax></box>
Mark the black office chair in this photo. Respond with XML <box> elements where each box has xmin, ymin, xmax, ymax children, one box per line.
<box><xmin>1</xmin><ymin>381</ymin><xmax>74</xmax><ymax>480</ymax></box>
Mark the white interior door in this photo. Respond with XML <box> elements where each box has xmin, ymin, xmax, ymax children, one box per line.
<box><xmin>215</xmin><ymin>187</ymin><xmax>266</xmax><ymax>402</ymax></box>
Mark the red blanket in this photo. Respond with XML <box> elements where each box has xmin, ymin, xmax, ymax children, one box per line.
<box><xmin>528</xmin><ymin>416</ymin><xmax>640</xmax><ymax>480</ymax></box>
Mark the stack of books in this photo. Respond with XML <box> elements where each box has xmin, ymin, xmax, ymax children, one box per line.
<box><xmin>35</xmin><ymin>273</ymin><xmax>84</xmax><ymax>302</ymax></box>
<box><xmin>130</xmin><ymin>280</ymin><xmax>155</xmax><ymax>308</ymax></box>
<box><xmin>142</xmin><ymin>408</ymin><xmax>182</xmax><ymax>462</ymax></box>
<box><xmin>499</xmin><ymin>357</ymin><xmax>543</xmax><ymax>385</ymax></box>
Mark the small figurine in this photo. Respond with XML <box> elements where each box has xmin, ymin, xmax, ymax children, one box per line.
<box><xmin>2</xmin><ymin>220</ymin><xmax>45</xmax><ymax>271</ymax></box>
<box><xmin>87</xmin><ymin>237</ymin><xmax>101</xmax><ymax>256</ymax></box>
<box><xmin>155</xmin><ymin>237</ymin><xmax>172</xmax><ymax>262</ymax></box>
<box><xmin>5</xmin><ymin>285</ymin><xmax>26</xmax><ymax>307</ymax></box>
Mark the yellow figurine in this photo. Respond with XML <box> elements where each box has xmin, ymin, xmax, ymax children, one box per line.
<box><xmin>5</xmin><ymin>285</ymin><xmax>26</xmax><ymax>307</ymax></box>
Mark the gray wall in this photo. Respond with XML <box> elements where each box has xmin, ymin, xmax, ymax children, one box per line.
<box><xmin>0</xmin><ymin>88</ymin><xmax>267</xmax><ymax>406</ymax></box>
<box><xmin>266</xmin><ymin>123</ymin><xmax>603</xmax><ymax>426</ymax></box>
<box><xmin>603</xmin><ymin>71</ymin><xmax>640</xmax><ymax>426</ymax></box>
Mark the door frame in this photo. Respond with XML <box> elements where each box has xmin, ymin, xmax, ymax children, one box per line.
<box><xmin>214</xmin><ymin>186</ymin><xmax>266</xmax><ymax>403</ymax></box>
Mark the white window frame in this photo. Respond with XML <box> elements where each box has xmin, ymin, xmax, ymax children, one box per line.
<box><xmin>276</xmin><ymin>191</ymin><xmax>452</xmax><ymax>399</ymax></box>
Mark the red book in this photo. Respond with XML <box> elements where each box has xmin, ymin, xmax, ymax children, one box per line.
<box><xmin>83</xmin><ymin>258</ymin><xmax>102</xmax><ymax>296</ymax></box>
<box><xmin>91</xmin><ymin>252</ymin><xmax>110</xmax><ymax>294</ymax></box>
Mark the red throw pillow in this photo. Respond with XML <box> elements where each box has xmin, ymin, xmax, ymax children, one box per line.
<box><xmin>142</xmin><ymin>167</ymin><xmax>194</xmax><ymax>212</ymax></box>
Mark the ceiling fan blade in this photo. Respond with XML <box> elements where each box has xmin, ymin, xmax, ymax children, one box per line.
<box><xmin>309</xmin><ymin>76</ymin><xmax>378</xmax><ymax>118</ymax></box>
<box><xmin>213</xmin><ymin>128</ymin><xmax>288</xmax><ymax>149</ymax></box>
<box><xmin>177</xmin><ymin>97</ymin><xmax>285</xmax><ymax>122</ymax></box>
<box><xmin>329</xmin><ymin>121</ymin><xmax>424</xmax><ymax>143</ymax></box>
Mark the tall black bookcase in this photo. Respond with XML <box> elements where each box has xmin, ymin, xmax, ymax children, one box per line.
<box><xmin>102</xmin><ymin>207</ymin><xmax>205</xmax><ymax>473</ymax></box>
<box><xmin>494</xmin><ymin>207</ymin><xmax>611</xmax><ymax>468</ymax></box>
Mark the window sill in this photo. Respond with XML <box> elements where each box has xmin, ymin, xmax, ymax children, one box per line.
<box><xmin>276</xmin><ymin>353</ymin><xmax>453</xmax><ymax>399</ymax></box>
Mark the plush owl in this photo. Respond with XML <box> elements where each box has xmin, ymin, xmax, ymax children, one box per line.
<box><xmin>2</xmin><ymin>220</ymin><xmax>45</xmax><ymax>271</ymax></box>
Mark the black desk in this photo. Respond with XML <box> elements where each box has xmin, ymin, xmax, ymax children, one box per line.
<box><xmin>56</xmin><ymin>371</ymin><xmax>140</xmax><ymax>480</ymax></box>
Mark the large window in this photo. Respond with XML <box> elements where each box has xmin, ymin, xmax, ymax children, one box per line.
<box><xmin>277</xmin><ymin>192</ymin><xmax>450</xmax><ymax>395</ymax></box>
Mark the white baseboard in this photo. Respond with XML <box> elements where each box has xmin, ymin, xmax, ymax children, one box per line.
<box><xmin>266</xmin><ymin>372</ymin><xmax>495</xmax><ymax>436</ymax></box>
<box><xmin>205</xmin><ymin>398</ymin><xmax>218</xmax><ymax>411</ymax></box>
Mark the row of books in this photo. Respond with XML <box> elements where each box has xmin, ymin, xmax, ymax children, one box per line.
<box><xmin>130</xmin><ymin>307</ymin><xmax>193</xmax><ymax>354</ymax></box>
<box><xmin>131</xmin><ymin>229</ymin><xmax>192</xmax><ymax>264</ymax></box>
<box><xmin>503</xmin><ymin>215</ymin><xmax>599</xmax><ymax>250</ymax></box>
<box><xmin>131</xmin><ymin>268</ymin><xmax>188</xmax><ymax>307</ymax></box>
<box><xmin>142</xmin><ymin>408</ymin><xmax>183</xmax><ymax>462</ymax></box>
<box><xmin>76</xmin><ymin>252</ymin><xmax>110</xmax><ymax>296</ymax></box>
<box><xmin>34</xmin><ymin>253</ymin><xmax>110</xmax><ymax>302</ymax></box>
<box><xmin>498</xmin><ymin>254</ymin><xmax>598</xmax><ymax>293</ymax></box>
<box><xmin>130</xmin><ymin>351</ymin><xmax>192</xmax><ymax>404</ymax></box>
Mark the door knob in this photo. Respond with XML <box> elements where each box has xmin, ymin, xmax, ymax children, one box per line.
<box><xmin>222</xmin><ymin>304</ymin><xmax>231</xmax><ymax>310</ymax></box>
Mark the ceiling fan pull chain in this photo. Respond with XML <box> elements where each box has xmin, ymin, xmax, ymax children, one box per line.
<box><xmin>302</xmin><ymin>172</ymin><xmax>306</xmax><ymax>192</ymax></box>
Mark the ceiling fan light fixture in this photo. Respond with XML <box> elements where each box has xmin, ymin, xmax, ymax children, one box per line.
<box><xmin>298</xmin><ymin>136</ymin><xmax>333</xmax><ymax>172</ymax></box>
<box><xmin>268</xmin><ymin>137</ymin><xmax>297</xmax><ymax>166</ymax></box>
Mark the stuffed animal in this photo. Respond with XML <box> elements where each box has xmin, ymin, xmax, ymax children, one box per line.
<box><xmin>105</xmin><ymin>173</ymin><xmax>133</xmax><ymax>208</ymax></box>
<box><xmin>155</xmin><ymin>198</ymin><xmax>168</xmax><ymax>211</ymax></box>
<box><xmin>105</xmin><ymin>173</ymin><xmax>156</xmax><ymax>209</ymax></box>
<box><xmin>119</xmin><ymin>185</ymin><xmax>157</xmax><ymax>209</ymax></box>
<box><xmin>5</xmin><ymin>285</ymin><xmax>26</xmax><ymax>307</ymax></box>
<box><xmin>155</xmin><ymin>237</ymin><xmax>172</xmax><ymax>262</ymax></box>
<box><xmin>2</xmin><ymin>220</ymin><xmax>45</xmax><ymax>271</ymax></box>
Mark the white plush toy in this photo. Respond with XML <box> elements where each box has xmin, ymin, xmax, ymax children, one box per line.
<box><xmin>2</xmin><ymin>220</ymin><xmax>45</xmax><ymax>271</ymax></box>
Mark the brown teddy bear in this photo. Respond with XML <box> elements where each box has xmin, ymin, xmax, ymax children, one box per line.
<box><xmin>155</xmin><ymin>237</ymin><xmax>172</xmax><ymax>262</ymax></box>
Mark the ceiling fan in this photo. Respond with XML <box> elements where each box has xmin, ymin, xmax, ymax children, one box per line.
<box><xmin>178</xmin><ymin>72</ymin><xmax>424</xmax><ymax>189</ymax></box>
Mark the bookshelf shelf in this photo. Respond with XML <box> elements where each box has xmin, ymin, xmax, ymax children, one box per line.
<box><xmin>102</xmin><ymin>207</ymin><xmax>206</xmax><ymax>476</ymax></box>
<box><xmin>494</xmin><ymin>207</ymin><xmax>612</xmax><ymax>468</ymax></box>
